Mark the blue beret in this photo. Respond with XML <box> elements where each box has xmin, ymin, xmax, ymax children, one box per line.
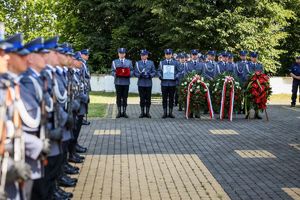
<box><xmin>207</xmin><ymin>50</ymin><xmax>216</xmax><ymax>56</ymax></box>
<box><xmin>228</xmin><ymin>53</ymin><xmax>233</xmax><ymax>58</ymax></box>
<box><xmin>23</xmin><ymin>37</ymin><xmax>50</xmax><ymax>54</ymax></box>
<box><xmin>140</xmin><ymin>49</ymin><xmax>149</xmax><ymax>55</ymax></box>
<box><xmin>118</xmin><ymin>48</ymin><xmax>126</xmax><ymax>53</ymax></box>
<box><xmin>164</xmin><ymin>49</ymin><xmax>173</xmax><ymax>54</ymax></box>
<box><xmin>239</xmin><ymin>50</ymin><xmax>248</xmax><ymax>56</ymax></box>
<box><xmin>4</xmin><ymin>34</ymin><xmax>30</xmax><ymax>55</ymax></box>
<box><xmin>44</xmin><ymin>36</ymin><xmax>59</xmax><ymax>50</ymax></box>
<box><xmin>200</xmin><ymin>54</ymin><xmax>207</xmax><ymax>60</ymax></box>
<box><xmin>177</xmin><ymin>53</ymin><xmax>184</xmax><ymax>59</ymax></box>
<box><xmin>191</xmin><ymin>49</ymin><xmax>198</xmax><ymax>55</ymax></box>
<box><xmin>222</xmin><ymin>51</ymin><xmax>228</xmax><ymax>57</ymax></box>
<box><xmin>80</xmin><ymin>49</ymin><xmax>89</xmax><ymax>55</ymax></box>
<box><xmin>217</xmin><ymin>52</ymin><xmax>223</xmax><ymax>57</ymax></box>
<box><xmin>250</xmin><ymin>52</ymin><xmax>258</xmax><ymax>58</ymax></box>
<box><xmin>0</xmin><ymin>40</ymin><xmax>12</xmax><ymax>50</ymax></box>
<box><xmin>73</xmin><ymin>51</ymin><xmax>82</xmax><ymax>61</ymax></box>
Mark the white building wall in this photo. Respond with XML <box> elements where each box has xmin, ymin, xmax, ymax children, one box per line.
<box><xmin>91</xmin><ymin>75</ymin><xmax>293</xmax><ymax>94</ymax></box>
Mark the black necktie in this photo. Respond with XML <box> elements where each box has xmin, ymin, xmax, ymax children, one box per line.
<box><xmin>194</xmin><ymin>61</ymin><xmax>196</xmax><ymax>66</ymax></box>
<box><xmin>167</xmin><ymin>60</ymin><xmax>170</xmax><ymax>65</ymax></box>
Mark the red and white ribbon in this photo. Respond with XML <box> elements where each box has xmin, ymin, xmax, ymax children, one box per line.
<box><xmin>219</xmin><ymin>76</ymin><xmax>235</xmax><ymax>121</ymax></box>
<box><xmin>186</xmin><ymin>75</ymin><xmax>214</xmax><ymax>119</ymax></box>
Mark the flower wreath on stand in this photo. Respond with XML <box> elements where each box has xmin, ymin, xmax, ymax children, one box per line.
<box><xmin>244</xmin><ymin>71</ymin><xmax>272</xmax><ymax>119</ymax></box>
<box><xmin>211</xmin><ymin>73</ymin><xmax>243</xmax><ymax>121</ymax></box>
<box><xmin>178</xmin><ymin>72</ymin><xmax>197</xmax><ymax>112</ymax></box>
<box><xmin>184</xmin><ymin>74</ymin><xmax>214</xmax><ymax>119</ymax></box>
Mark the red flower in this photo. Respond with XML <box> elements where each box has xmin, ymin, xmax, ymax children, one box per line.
<box><xmin>252</xmin><ymin>83</ymin><xmax>259</xmax><ymax>89</ymax></box>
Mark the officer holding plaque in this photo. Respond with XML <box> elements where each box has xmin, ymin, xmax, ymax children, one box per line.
<box><xmin>158</xmin><ymin>49</ymin><xmax>180</xmax><ymax>118</ymax></box>
<box><xmin>111</xmin><ymin>48</ymin><xmax>133</xmax><ymax>118</ymax></box>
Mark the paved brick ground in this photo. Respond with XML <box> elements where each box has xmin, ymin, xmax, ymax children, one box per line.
<box><xmin>66</xmin><ymin>99</ymin><xmax>300</xmax><ymax>200</ymax></box>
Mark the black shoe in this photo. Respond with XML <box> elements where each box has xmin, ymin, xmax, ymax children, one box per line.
<box><xmin>162</xmin><ymin>108</ymin><xmax>168</xmax><ymax>118</ymax></box>
<box><xmin>64</xmin><ymin>165</ymin><xmax>79</xmax><ymax>175</ymax></box>
<box><xmin>58</xmin><ymin>176</ymin><xmax>76</xmax><ymax>187</ymax></box>
<box><xmin>68</xmin><ymin>155</ymin><xmax>83</xmax><ymax>164</ymax></box>
<box><xmin>123</xmin><ymin>106</ymin><xmax>129</xmax><ymax>118</ymax></box>
<box><xmin>254</xmin><ymin>114</ymin><xmax>262</xmax><ymax>120</ymax></box>
<box><xmin>116</xmin><ymin>107</ymin><xmax>122</xmax><ymax>118</ymax></box>
<box><xmin>139</xmin><ymin>107</ymin><xmax>145</xmax><ymax>118</ymax></box>
<box><xmin>56</xmin><ymin>187</ymin><xmax>73</xmax><ymax>199</ymax></box>
<box><xmin>82</xmin><ymin>119</ymin><xmax>90</xmax><ymax>125</ymax></box>
<box><xmin>76</xmin><ymin>145</ymin><xmax>87</xmax><ymax>153</ymax></box>
<box><xmin>66</xmin><ymin>162</ymin><xmax>79</xmax><ymax>171</ymax></box>
<box><xmin>291</xmin><ymin>103</ymin><xmax>296</xmax><ymax>107</ymax></box>
<box><xmin>245</xmin><ymin>113</ymin><xmax>250</xmax><ymax>119</ymax></box>
<box><xmin>145</xmin><ymin>107</ymin><xmax>151</xmax><ymax>118</ymax></box>
<box><xmin>52</xmin><ymin>190</ymin><xmax>68</xmax><ymax>200</ymax></box>
<box><xmin>189</xmin><ymin>113</ymin><xmax>194</xmax><ymax>118</ymax></box>
<box><xmin>195</xmin><ymin>114</ymin><xmax>200</xmax><ymax>118</ymax></box>
<box><xmin>76</xmin><ymin>144</ymin><xmax>88</xmax><ymax>150</ymax></box>
<box><xmin>178</xmin><ymin>105</ymin><xmax>183</xmax><ymax>111</ymax></box>
<box><xmin>62</xmin><ymin>175</ymin><xmax>78</xmax><ymax>183</ymax></box>
<box><xmin>168</xmin><ymin>108</ymin><xmax>175</xmax><ymax>118</ymax></box>
<box><xmin>73</xmin><ymin>153</ymin><xmax>85</xmax><ymax>160</ymax></box>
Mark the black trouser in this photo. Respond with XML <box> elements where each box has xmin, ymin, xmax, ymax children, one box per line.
<box><xmin>138</xmin><ymin>86</ymin><xmax>152</xmax><ymax>107</ymax></box>
<box><xmin>292</xmin><ymin>79</ymin><xmax>300</xmax><ymax>104</ymax></box>
<box><xmin>61</xmin><ymin>141</ymin><xmax>69</xmax><ymax>172</ymax></box>
<box><xmin>115</xmin><ymin>85</ymin><xmax>129</xmax><ymax>107</ymax></box>
<box><xmin>31</xmin><ymin>154</ymin><xmax>62</xmax><ymax>200</ymax></box>
<box><xmin>68</xmin><ymin>115</ymin><xmax>83</xmax><ymax>154</ymax></box>
<box><xmin>161</xmin><ymin>86</ymin><xmax>176</xmax><ymax>109</ymax></box>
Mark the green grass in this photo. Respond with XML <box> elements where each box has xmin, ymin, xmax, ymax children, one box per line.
<box><xmin>88</xmin><ymin>103</ymin><xmax>107</xmax><ymax>118</ymax></box>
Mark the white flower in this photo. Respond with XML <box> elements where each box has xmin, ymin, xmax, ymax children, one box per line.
<box><xmin>197</xmin><ymin>80</ymin><xmax>200</xmax><ymax>83</ymax></box>
<box><xmin>184</xmin><ymin>82</ymin><xmax>187</xmax><ymax>85</ymax></box>
<box><xmin>196</xmin><ymin>86</ymin><xmax>200</xmax><ymax>89</ymax></box>
<box><xmin>204</xmin><ymin>89</ymin><xmax>207</xmax><ymax>92</ymax></box>
<box><xmin>190</xmin><ymin>89</ymin><xmax>193</xmax><ymax>92</ymax></box>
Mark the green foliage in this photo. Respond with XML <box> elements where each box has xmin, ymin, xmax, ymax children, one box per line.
<box><xmin>1</xmin><ymin>0</ymin><xmax>299</xmax><ymax>75</ymax></box>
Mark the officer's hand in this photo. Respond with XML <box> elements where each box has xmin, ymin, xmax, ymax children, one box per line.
<box><xmin>15</xmin><ymin>162</ymin><xmax>31</xmax><ymax>181</ymax></box>
<box><xmin>0</xmin><ymin>188</ymin><xmax>6</xmax><ymax>200</ymax></box>
<box><xmin>42</xmin><ymin>138</ymin><xmax>51</xmax><ymax>155</ymax></box>
<box><xmin>49</xmin><ymin>128</ymin><xmax>63</xmax><ymax>141</ymax></box>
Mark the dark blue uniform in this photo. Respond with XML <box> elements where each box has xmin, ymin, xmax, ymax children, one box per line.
<box><xmin>289</xmin><ymin>63</ymin><xmax>300</xmax><ymax>105</ymax></box>
<box><xmin>134</xmin><ymin>59</ymin><xmax>156</xmax><ymax>116</ymax></box>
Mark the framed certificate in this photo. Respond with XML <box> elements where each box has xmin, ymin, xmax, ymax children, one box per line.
<box><xmin>163</xmin><ymin>65</ymin><xmax>175</xmax><ymax>80</ymax></box>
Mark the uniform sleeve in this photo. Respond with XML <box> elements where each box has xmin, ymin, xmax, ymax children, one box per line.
<box><xmin>129</xmin><ymin>60</ymin><xmax>134</xmax><ymax>77</ymax></box>
<box><xmin>24</xmin><ymin>132</ymin><xmax>43</xmax><ymax>160</ymax></box>
<box><xmin>134</xmin><ymin>62</ymin><xmax>141</xmax><ymax>78</ymax></box>
<box><xmin>157</xmin><ymin>61</ymin><xmax>163</xmax><ymax>79</ymax></box>
<box><xmin>150</xmin><ymin>61</ymin><xmax>156</xmax><ymax>78</ymax></box>
<box><xmin>175</xmin><ymin>62</ymin><xmax>181</xmax><ymax>80</ymax></box>
<box><xmin>111</xmin><ymin>60</ymin><xmax>116</xmax><ymax>76</ymax></box>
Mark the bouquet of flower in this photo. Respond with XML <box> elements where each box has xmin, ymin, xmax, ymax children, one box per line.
<box><xmin>244</xmin><ymin>71</ymin><xmax>272</xmax><ymax>112</ymax></box>
<box><xmin>211</xmin><ymin>73</ymin><xmax>243</xmax><ymax>120</ymax></box>
<box><xmin>182</xmin><ymin>74</ymin><xmax>214</xmax><ymax>119</ymax></box>
<box><xmin>178</xmin><ymin>72</ymin><xmax>197</xmax><ymax>109</ymax></box>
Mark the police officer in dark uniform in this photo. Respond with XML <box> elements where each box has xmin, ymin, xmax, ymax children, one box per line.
<box><xmin>247</xmin><ymin>52</ymin><xmax>264</xmax><ymax>119</ymax></box>
<box><xmin>289</xmin><ymin>56</ymin><xmax>300</xmax><ymax>107</ymax></box>
<box><xmin>79</xmin><ymin>49</ymin><xmax>91</xmax><ymax>126</ymax></box>
<box><xmin>184</xmin><ymin>49</ymin><xmax>203</xmax><ymax>76</ymax></box>
<box><xmin>134</xmin><ymin>49</ymin><xmax>156</xmax><ymax>118</ymax></box>
<box><xmin>176</xmin><ymin>53</ymin><xmax>186</xmax><ymax>111</ymax></box>
<box><xmin>158</xmin><ymin>49</ymin><xmax>180</xmax><ymax>118</ymax></box>
<box><xmin>111</xmin><ymin>48</ymin><xmax>133</xmax><ymax>118</ymax></box>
